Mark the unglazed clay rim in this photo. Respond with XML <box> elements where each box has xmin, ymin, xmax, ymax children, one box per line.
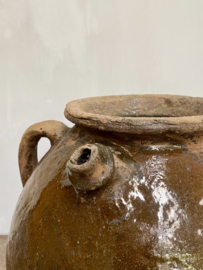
<box><xmin>64</xmin><ymin>95</ymin><xmax>203</xmax><ymax>134</ymax></box>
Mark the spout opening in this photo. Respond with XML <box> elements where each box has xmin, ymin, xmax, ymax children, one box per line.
<box><xmin>77</xmin><ymin>148</ymin><xmax>91</xmax><ymax>165</ymax></box>
<box><xmin>68</xmin><ymin>144</ymin><xmax>99</xmax><ymax>171</ymax></box>
<box><xmin>66</xmin><ymin>143</ymin><xmax>114</xmax><ymax>191</ymax></box>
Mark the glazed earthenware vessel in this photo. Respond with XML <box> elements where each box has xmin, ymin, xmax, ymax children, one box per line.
<box><xmin>7</xmin><ymin>95</ymin><xmax>203</xmax><ymax>269</ymax></box>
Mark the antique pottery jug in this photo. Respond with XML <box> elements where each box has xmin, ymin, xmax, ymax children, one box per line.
<box><xmin>6</xmin><ymin>95</ymin><xmax>203</xmax><ymax>269</ymax></box>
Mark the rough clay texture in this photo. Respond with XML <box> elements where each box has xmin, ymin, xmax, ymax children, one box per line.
<box><xmin>67</xmin><ymin>143</ymin><xmax>114</xmax><ymax>191</ymax></box>
<box><xmin>65</xmin><ymin>95</ymin><xmax>203</xmax><ymax>134</ymax></box>
<box><xmin>6</xmin><ymin>95</ymin><xmax>203</xmax><ymax>269</ymax></box>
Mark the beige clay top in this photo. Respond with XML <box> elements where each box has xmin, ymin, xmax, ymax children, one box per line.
<box><xmin>64</xmin><ymin>95</ymin><xmax>203</xmax><ymax>134</ymax></box>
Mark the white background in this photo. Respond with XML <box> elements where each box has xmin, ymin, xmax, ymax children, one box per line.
<box><xmin>1</xmin><ymin>0</ymin><xmax>203</xmax><ymax>234</ymax></box>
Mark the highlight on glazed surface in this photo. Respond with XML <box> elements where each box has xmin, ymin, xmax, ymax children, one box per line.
<box><xmin>6</xmin><ymin>95</ymin><xmax>203</xmax><ymax>269</ymax></box>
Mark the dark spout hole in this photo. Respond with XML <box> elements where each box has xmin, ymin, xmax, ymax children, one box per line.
<box><xmin>77</xmin><ymin>148</ymin><xmax>91</xmax><ymax>165</ymax></box>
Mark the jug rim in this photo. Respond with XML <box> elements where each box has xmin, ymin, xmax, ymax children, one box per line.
<box><xmin>64</xmin><ymin>94</ymin><xmax>203</xmax><ymax>135</ymax></box>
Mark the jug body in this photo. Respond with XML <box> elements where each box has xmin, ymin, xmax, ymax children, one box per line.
<box><xmin>6</xmin><ymin>95</ymin><xmax>203</xmax><ymax>269</ymax></box>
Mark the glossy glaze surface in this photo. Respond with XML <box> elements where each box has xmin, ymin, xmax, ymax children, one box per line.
<box><xmin>7</xmin><ymin>95</ymin><xmax>203</xmax><ymax>269</ymax></box>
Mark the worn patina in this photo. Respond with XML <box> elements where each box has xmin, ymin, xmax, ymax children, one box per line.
<box><xmin>6</xmin><ymin>95</ymin><xmax>203</xmax><ymax>269</ymax></box>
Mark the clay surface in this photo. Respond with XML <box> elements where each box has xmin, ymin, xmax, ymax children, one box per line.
<box><xmin>7</xmin><ymin>95</ymin><xmax>203</xmax><ymax>269</ymax></box>
<box><xmin>65</xmin><ymin>95</ymin><xmax>203</xmax><ymax>134</ymax></box>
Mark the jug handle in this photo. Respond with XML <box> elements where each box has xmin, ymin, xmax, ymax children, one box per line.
<box><xmin>18</xmin><ymin>120</ymin><xmax>69</xmax><ymax>187</ymax></box>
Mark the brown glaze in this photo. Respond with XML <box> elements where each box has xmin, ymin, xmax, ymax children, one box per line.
<box><xmin>6</xmin><ymin>95</ymin><xmax>203</xmax><ymax>269</ymax></box>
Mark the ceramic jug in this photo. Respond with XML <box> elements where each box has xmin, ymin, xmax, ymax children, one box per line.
<box><xmin>6</xmin><ymin>95</ymin><xmax>203</xmax><ymax>269</ymax></box>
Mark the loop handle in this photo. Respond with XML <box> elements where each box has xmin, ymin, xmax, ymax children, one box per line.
<box><xmin>18</xmin><ymin>120</ymin><xmax>69</xmax><ymax>186</ymax></box>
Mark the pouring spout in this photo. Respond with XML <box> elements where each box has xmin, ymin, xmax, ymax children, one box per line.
<box><xmin>66</xmin><ymin>143</ymin><xmax>114</xmax><ymax>191</ymax></box>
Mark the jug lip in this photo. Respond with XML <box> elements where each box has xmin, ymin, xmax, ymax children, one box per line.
<box><xmin>64</xmin><ymin>94</ymin><xmax>203</xmax><ymax>135</ymax></box>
